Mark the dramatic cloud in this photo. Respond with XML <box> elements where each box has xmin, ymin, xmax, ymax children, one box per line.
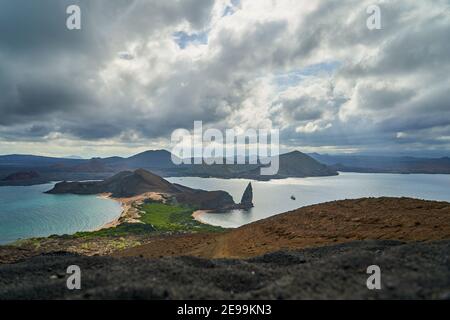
<box><xmin>0</xmin><ymin>0</ymin><xmax>449</xmax><ymax>157</ymax></box>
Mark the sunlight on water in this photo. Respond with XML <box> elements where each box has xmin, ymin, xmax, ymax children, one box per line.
<box><xmin>1</xmin><ymin>173</ymin><xmax>449</xmax><ymax>243</ymax></box>
<box><xmin>168</xmin><ymin>172</ymin><xmax>450</xmax><ymax>228</ymax></box>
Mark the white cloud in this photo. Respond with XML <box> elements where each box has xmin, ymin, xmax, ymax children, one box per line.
<box><xmin>0</xmin><ymin>0</ymin><xmax>449</xmax><ymax>157</ymax></box>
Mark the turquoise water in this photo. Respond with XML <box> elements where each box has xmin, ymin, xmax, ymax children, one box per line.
<box><xmin>1</xmin><ymin>173</ymin><xmax>449</xmax><ymax>244</ymax></box>
<box><xmin>167</xmin><ymin>172</ymin><xmax>450</xmax><ymax>228</ymax></box>
<box><xmin>0</xmin><ymin>183</ymin><xmax>121</xmax><ymax>244</ymax></box>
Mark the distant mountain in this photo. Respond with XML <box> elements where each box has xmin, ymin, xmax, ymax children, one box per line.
<box><xmin>0</xmin><ymin>151</ymin><xmax>176</xmax><ymax>170</ymax></box>
<box><xmin>0</xmin><ymin>154</ymin><xmax>83</xmax><ymax>167</ymax></box>
<box><xmin>0</xmin><ymin>149</ymin><xmax>339</xmax><ymax>184</ymax></box>
<box><xmin>98</xmin><ymin>150</ymin><xmax>180</xmax><ymax>175</ymax></box>
<box><xmin>275</xmin><ymin>151</ymin><xmax>338</xmax><ymax>178</ymax></box>
<box><xmin>2</xmin><ymin>171</ymin><xmax>40</xmax><ymax>181</ymax></box>
<box><xmin>58</xmin><ymin>159</ymin><xmax>114</xmax><ymax>173</ymax></box>
<box><xmin>233</xmin><ymin>151</ymin><xmax>337</xmax><ymax>180</ymax></box>
<box><xmin>170</xmin><ymin>150</ymin><xmax>337</xmax><ymax>180</ymax></box>
<box><xmin>309</xmin><ymin>153</ymin><xmax>450</xmax><ymax>174</ymax></box>
<box><xmin>7</xmin><ymin>149</ymin><xmax>449</xmax><ymax>184</ymax></box>
<box><xmin>46</xmin><ymin>168</ymin><xmax>247</xmax><ymax>210</ymax></box>
<box><xmin>124</xmin><ymin>150</ymin><xmax>177</xmax><ymax>168</ymax></box>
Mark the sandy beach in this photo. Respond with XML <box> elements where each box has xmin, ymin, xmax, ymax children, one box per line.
<box><xmin>95</xmin><ymin>192</ymin><xmax>164</xmax><ymax>231</ymax></box>
<box><xmin>99</xmin><ymin>192</ymin><xmax>214</xmax><ymax>229</ymax></box>
<box><xmin>98</xmin><ymin>198</ymin><xmax>221</xmax><ymax>230</ymax></box>
<box><xmin>192</xmin><ymin>210</ymin><xmax>211</xmax><ymax>225</ymax></box>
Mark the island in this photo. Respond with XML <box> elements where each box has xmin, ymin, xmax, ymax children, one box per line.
<box><xmin>46</xmin><ymin>168</ymin><xmax>253</xmax><ymax>211</ymax></box>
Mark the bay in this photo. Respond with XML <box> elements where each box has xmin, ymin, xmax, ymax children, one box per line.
<box><xmin>167</xmin><ymin>172</ymin><xmax>450</xmax><ymax>228</ymax></box>
<box><xmin>0</xmin><ymin>183</ymin><xmax>121</xmax><ymax>244</ymax></box>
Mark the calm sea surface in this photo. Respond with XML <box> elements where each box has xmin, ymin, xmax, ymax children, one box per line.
<box><xmin>167</xmin><ymin>172</ymin><xmax>450</xmax><ymax>228</ymax></box>
<box><xmin>1</xmin><ymin>173</ymin><xmax>449</xmax><ymax>244</ymax></box>
<box><xmin>0</xmin><ymin>183</ymin><xmax>121</xmax><ymax>244</ymax></box>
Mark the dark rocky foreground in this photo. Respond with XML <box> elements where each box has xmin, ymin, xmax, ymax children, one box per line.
<box><xmin>1</xmin><ymin>240</ymin><xmax>449</xmax><ymax>300</ymax></box>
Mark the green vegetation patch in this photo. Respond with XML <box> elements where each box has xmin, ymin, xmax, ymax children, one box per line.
<box><xmin>73</xmin><ymin>223</ymin><xmax>156</xmax><ymax>238</ymax></box>
<box><xmin>139</xmin><ymin>202</ymin><xmax>225</xmax><ymax>233</ymax></box>
<box><xmin>73</xmin><ymin>202</ymin><xmax>225</xmax><ymax>239</ymax></box>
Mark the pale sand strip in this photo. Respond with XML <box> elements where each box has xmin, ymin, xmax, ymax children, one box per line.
<box><xmin>192</xmin><ymin>210</ymin><xmax>211</xmax><ymax>225</ymax></box>
<box><xmin>94</xmin><ymin>192</ymin><xmax>164</xmax><ymax>231</ymax></box>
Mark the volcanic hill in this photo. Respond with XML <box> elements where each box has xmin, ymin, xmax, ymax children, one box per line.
<box><xmin>46</xmin><ymin>168</ymin><xmax>250</xmax><ymax>210</ymax></box>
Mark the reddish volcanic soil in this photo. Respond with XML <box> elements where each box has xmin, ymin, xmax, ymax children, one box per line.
<box><xmin>115</xmin><ymin>197</ymin><xmax>450</xmax><ymax>259</ymax></box>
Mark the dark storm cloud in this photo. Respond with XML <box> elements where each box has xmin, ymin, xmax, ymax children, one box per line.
<box><xmin>269</xmin><ymin>0</ymin><xmax>450</xmax><ymax>154</ymax></box>
<box><xmin>0</xmin><ymin>0</ymin><xmax>449</xmax><ymax>156</ymax></box>
<box><xmin>210</xmin><ymin>20</ymin><xmax>288</xmax><ymax>74</ymax></box>
<box><xmin>2</xmin><ymin>79</ymin><xmax>93</xmax><ymax>119</ymax></box>
<box><xmin>0</xmin><ymin>0</ymin><xmax>215</xmax><ymax>142</ymax></box>
<box><xmin>282</xmin><ymin>98</ymin><xmax>324</xmax><ymax>121</ymax></box>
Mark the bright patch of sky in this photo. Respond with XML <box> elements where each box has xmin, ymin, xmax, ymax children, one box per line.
<box><xmin>223</xmin><ymin>0</ymin><xmax>240</xmax><ymax>16</ymax></box>
<box><xmin>274</xmin><ymin>61</ymin><xmax>341</xmax><ymax>89</ymax></box>
<box><xmin>223</xmin><ymin>5</ymin><xmax>235</xmax><ymax>16</ymax></box>
<box><xmin>173</xmin><ymin>31</ymin><xmax>209</xmax><ymax>49</ymax></box>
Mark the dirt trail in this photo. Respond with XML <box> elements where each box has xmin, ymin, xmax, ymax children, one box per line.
<box><xmin>206</xmin><ymin>233</ymin><xmax>231</xmax><ymax>258</ymax></box>
<box><xmin>115</xmin><ymin>197</ymin><xmax>450</xmax><ymax>259</ymax></box>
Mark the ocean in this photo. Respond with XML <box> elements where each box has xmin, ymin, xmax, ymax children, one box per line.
<box><xmin>167</xmin><ymin>172</ymin><xmax>450</xmax><ymax>228</ymax></box>
<box><xmin>0</xmin><ymin>183</ymin><xmax>121</xmax><ymax>244</ymax></box>
<box><xmin>1</xmin><ymin>172</ymin><xmax>449</xmax><ymax>243</ymax></box>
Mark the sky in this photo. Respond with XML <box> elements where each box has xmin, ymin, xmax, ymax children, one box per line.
<box><xmin>0</xmin><ymin>0</ymin><xmax>449</xmax><ymax>158</ymax></box>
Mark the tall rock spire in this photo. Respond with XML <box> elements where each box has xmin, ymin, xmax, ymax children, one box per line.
<box><xmin>240</xmin><ymin>182</ymin><xmax>254</xmax><ymax>209</ymax></box>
